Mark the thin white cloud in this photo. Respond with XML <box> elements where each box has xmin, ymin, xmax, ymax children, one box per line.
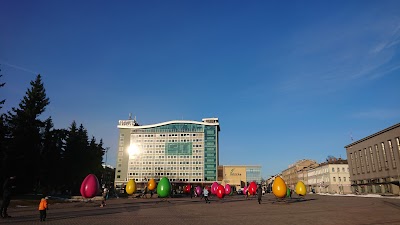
<box><xmin>352</xmin><ymin>109</ymin><xmax>400</xmax><ymax>120</ymax></box>
<box><xmin>0</xmin><ymin>60</ymin><xmax>39</xmax><ymax>75</ymax></box>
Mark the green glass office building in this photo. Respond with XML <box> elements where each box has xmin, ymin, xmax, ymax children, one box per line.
<box><xmin>114</xmin><ymin>118</ymin><xmax>220</xmax><ymax>188</ymax></box>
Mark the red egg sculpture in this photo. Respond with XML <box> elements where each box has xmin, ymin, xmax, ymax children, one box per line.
<box><xmin>211</xmin><ymin>182</ymin><xmax>219</xmax><ymax>195</ymax></box>
<box><xmin>80</xmin><ymin>174</ymin><xmax>100</xmax><ymax>198</ymax></box>
<box><xmin>224</xmin><ymin>184</ymin><xmax>231</xmax><ymax>195</ymax></box>
<box><xmin>216</xmin><ymin>184</ymin><xmax>225</xmax><ymax>199</ymax></box>
<box><xmin>248</xmin><ymin>182</ymin><xmax>257</xmax><ymax>195</ymax></box>
<box><xmin>185</xmin><ymin>184</ymin><xmax>191</xmax><ymax>193</ymax></box>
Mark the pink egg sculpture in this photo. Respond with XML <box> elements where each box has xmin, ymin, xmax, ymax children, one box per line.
<box><xmin>211</xmin><ymin>182</ymin><xmax>219</xmax><ymax>195</ymax></box>
<box><xmin>243</xmin><ymin>186</ymin><xmax>248</xmax><ymax>195</ymax></box>
<box><xmin>195</xmin><ymin>186</ymin><xmax>202</xmax><ymax>196</ymax></box>
<box><xmin>80</xmin><ymin>174</ymin><xmax>100</xmax><ymax>198</ymax></box>
<box><xmin>224</xmin><ymin>184</ymin><xmax>231</xmax><ymax>195</ymax></box>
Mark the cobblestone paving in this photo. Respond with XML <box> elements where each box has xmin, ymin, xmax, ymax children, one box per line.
<box><xmin>1</xmin><ymin>194</ymin><xmax>399</xmax><ymax>225</ymax></box>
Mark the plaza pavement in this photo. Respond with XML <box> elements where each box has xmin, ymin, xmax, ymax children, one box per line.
<box><xmin>1</xmin><ymin>193</ymin><xmax>399</xmax><ymax>225</ymax></box>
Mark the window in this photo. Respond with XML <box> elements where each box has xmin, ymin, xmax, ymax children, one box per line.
<box><xmin>332</xmin><ymin>168</ymin><xmax>335</xmax><ymax>172</ymax></box>
<box><xmin>375</xmin><ymin>145</ymin><xmax>382</xmax><ymax>171</ymax></box>
<box><xmin>388</xmin><ymin>140</ymin><xmax>396</xmax><ymax>169</ymax></box>
<box><xmin>350</xmin><ymin>153</ymin><xmax>356</xmax><ymax>175</ymax></box>
<box><xmin>381</xmin><ymin>142</ymin><xmax>389</xmax><ymax>169</ymax></box>
<box><xmin>354</xmin><ymin>151</ymin><xmax>360</xmax><ymax>174</ymax></box>
<box><xmin>344</xmin><ymin>177</ymin><xmax>346</xmax><ymax>182</ymax></box>
<box><xmin>333</xmin><ymin>177</ymin><xmax>336</xmax><ymax>182</ymax></box>
<box><xmin>359</xmin><ymin>150</ymin><xmax>364</xmax><ymax>173</ymax></box>
<box><xmin>364</xmin><ymin>148</ymin><xmax>370</xmax><ymax>172</ymax></box>
<box><xmin>369</xmin><ymin>146</ymin><xmax>376</xmax><ymax>171</ymax></box>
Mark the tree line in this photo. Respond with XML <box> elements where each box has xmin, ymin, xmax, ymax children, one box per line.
<box><xmin>0</xmin><ymin>70</ymin><xmax>105</xmax><ymax>195</ymax></box>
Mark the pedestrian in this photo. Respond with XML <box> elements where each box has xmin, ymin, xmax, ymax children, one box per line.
<box><xmin>256</xmin><ymin>184</ymin><xmax>262</xmax><ymax>204</ymax></box>
<box><xmin>245</xmin><ymin>189</ymin><xmax>249</xmax><ymax>200</ymax></box>
<box><xmin>38</xmin><ymin>197</ymin><xmax>49</xmax><ymax>221</ymax></box>
<box><xmin>100</xmin><ymin>188</ymin><xmax>108</xmax><ymax>207</ymax></box>
<box><xmin>1</xmin><ymin>176</ymin><xmax>16</xmax><ymax>218</ymax></box>
<box><xmin>203</xmin><ymin>187</ymin><xmax>210</xmax><ymax>203</ymax></box>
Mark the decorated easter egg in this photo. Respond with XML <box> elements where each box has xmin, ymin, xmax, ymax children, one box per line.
<box><xmin>157</xmin><ymin>177</ymin><xmax>171</xmax><ymax>198</ymax></box>
<box><xmin>286</xmin><ymin>188</ymin><xmax>291</xmax><ymax>197</ymax></box>
<box><xmin>248</xmin><ymin>182</ymin><xmax>257</xmax><ymax>195</ymax></box>
<box><xmin>272</xmin><ymin>176</ymin><xmax>287</xmax><ymax>198</ymax></box>
<box><xmin>185</xmin><ymin>184</ymin><xmax>192</xmax><ymax>193</ymax></box>
<box><xmin>125</xmin><ymin>179</ymin><xmax>137</xmax><ymax>195</ymax></box>
<box><xmin>211</xmin><ymin>182</ymin><xmax>219</xmax><ymax>195</ymax></box>
<box><xmin>195</xmin><ymin>186</ymin><xmax>202</xmax><ymax>196</ymax></box>
<box><xmin>224</xmin><ymin>184</ymin><xmax>231</xmax><ymax>195</ymax></box>
<box><xmin>148</xmin><ymin>178</ymin><xmax>156</xmax><ymax>191</ymax></box>
<box><xmin>80</xmin><ymin>174</ymin><xmax>100</xmax><ymax>198</ymax></box>
<box><xmin>295</xmin><ymin>181</ymin><xmax>307</xmax><ymax>196</ymax></box>
<box><xmin>216</xmin><ymin>184</ymin><xmax>225</xmax><ymax>199</ymax></box>
<box><xmin>243</xmin><ymin>186</ymin><xmax>248</xmax><ymax>195</ymax></box>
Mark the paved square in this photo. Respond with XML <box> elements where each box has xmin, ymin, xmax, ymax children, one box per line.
<box><xmin>1</xmin><ymin>194</ymin><xmax>399</xmax><ymax>225</ymax></box>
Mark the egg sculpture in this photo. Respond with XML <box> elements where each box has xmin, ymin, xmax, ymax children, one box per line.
<box><xmin>286</xmin><ymin>188</ymin><xmax>291</xmax><ymax>197</ymax></box>
<box><xmin>195</xmin><ymin>186</ymin><xmax>202</xmax><ymax>196</ymax></box>
<box><xmin>243</xmin><ymin>186</ymin><xmax>248</xmax><ymax>195</ymax></box>
<box><xmin>125</xmin><ymin>179</ymin><xmax>137</xmax><ymax>195</ymax></box>
<box><xmin>272</xmin><ymin>176</ymin><xmax>287</xmax><ymax>198</ymax></box>
<box><xmin>148</xmin><ymin>178</ymin><xmax>156</xmax><ymax>191</ymax></box>
<box><xmin>216</xmin><ymin>184</ymin><xmax>225</xmax><ymax>199</ymax></box>
<box><xmin>80</xmin><ymin>174</ymin><xmax>100</xmax><ymax>198</ymax></box>
<box><xmin>295</xmin><ymin>181</ymin><xmax>307</xmax><ymax>196</ymax></box>
<box><xmin>224</xmin><ymin>184</ymin><xmax>231</xmax><ymax>195</ymax></box>
<box><xmin>157</xmin><ymin>177</ymin><xmax>171</xmax><ymax>198</ymax></box>
<box><xmin>185</xmin><ymin>184</ymin><xmax>191</xmax><ymax>193</ymax></box>
<box><xmin>248</xmin><ymin>181</ymin><xmax>257</xmax><ymax>195</ymax></box>
<box><xmin>211</xmin><ymin>182</ymin><xmax>219</xmax><ymax>195</ymax></box>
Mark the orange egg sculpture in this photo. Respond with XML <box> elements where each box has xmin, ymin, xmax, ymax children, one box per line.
<box><xmin>148</xmin><ymin>178</ymin><xmax>156</xmax><ymax>191</ymax></box>
<box><xmin>295</xmin><ymin>181</ymin><xmax>306</xmax><ymax>196</ymax></box>
<box><xmin>272</xmin><ymin>176</ymin><xmax>287</xmax><ymax>198</ymax></box>
<box><xmin>125</xmin><ymin>179</ymin><xmax>137</xmax><ymax>195</ymax></box>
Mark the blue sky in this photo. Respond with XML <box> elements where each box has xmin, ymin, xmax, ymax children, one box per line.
<box><xmin>1</xmin><ymin>0</ymin><xmax>399</xmax><ymax>178</ymax></box>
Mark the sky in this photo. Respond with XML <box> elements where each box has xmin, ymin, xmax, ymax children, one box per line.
<box><xmin>1</xmin><ymin>0</ymin><xmax>399</xmax><ymax>178</ymax></box>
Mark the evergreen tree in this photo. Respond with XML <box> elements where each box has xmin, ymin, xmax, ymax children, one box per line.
<box><xmin>5</xmin><ymin>74</ymin><xmax>49</xmax><ymax>193</ymax></box>
<box><xmin>0</xmin><ymin>67</ymin><xmax>5</xmax><ymax>108</ymax></box>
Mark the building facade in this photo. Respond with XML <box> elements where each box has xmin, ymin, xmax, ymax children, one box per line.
<box><xmin>282</xmin><ymin>159</ymin><xmax>318</xmax><ymax>189</ymax></box>
<box><xmin>306</xmin><ymin>160</ymin><xmax>351</xmax><ymax>194</ymax></box>
<box><xmin>220</xmin><ymin>165</ymin><xmax>262</xmax><ymax>190</ymax></box>
<box><xmin>114</xmin><ymin>118</ymin><xmax>220</xmax><ymax>190</ymax></box>
<box><xmin>345</xmin><ymin>123</ymin><xmax>400</xmax><ymax>195</ymax></box>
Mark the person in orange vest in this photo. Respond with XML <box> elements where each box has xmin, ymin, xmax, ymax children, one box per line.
<box><xmin>38</xmin><ymin>197</ymin><xmax>49</xmax><ymax>221</ymax></box>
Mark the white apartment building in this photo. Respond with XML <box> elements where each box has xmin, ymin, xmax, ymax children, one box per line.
<box><xmin>114</xmin><ymin>118</ymin><xmax>220</xmax><ymax>190</ymax></box>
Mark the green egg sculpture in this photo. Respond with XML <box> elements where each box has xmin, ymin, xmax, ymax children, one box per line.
<box><xmin>157</xmin><ymin>177</ymin><xmax>171</xmax><ymax>198</ymax></box>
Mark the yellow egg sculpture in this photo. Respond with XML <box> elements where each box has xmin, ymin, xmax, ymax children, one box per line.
<box><xmin>295</xmin><ymin>181</ymin><xmax>306</xmax><ymax>196</ymax></box>
<box><xmin>272</xmin><ymin>176</ymin><xmax>287</xmax><ymax>198</ymax></box>
<box><xmin>125</xmin><ymin>179</ymin><xmax>136</xmax><ymax>195</ymax></box>
<box><xmin>148</xmin><ymin>178</ymin><xmax>156</xmax><ymax>191</ymax></box>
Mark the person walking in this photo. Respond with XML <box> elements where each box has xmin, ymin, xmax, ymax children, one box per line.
<box><xmin>38</xmin><ymin>197</ymin><xmax>49</xmax><ymax>221</ymax></box>
<box><xmin>1</xmin><ymin>176</ymin><xmax>16</xmax><ymax>218</ymax></box>
<box><xmin>256</xmin><ymin>184</ymin><xmax>262</xmax><ymax>204</ymax></box>
<box><xmin>100</xmin><ymin>188</ymin><xmax>108</xmax><ymax>207</ymax></box>
<box><xmin>203</xmin><ymin>187</ymin><xmax>210</xmax><ymax>203</ymax></box>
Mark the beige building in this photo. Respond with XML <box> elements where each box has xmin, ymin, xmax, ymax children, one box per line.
<box><xmin>345</xmin><ymin>123</ymin><xmax>400</xmax><ymax>195</ymax></box>
<box><xmin>306</xmin><ymin>159</ymin><xmax>352</xmax><ymax>194</ymax></box>
<box><xmin>282</xmin><ymin>159</ymin><xmax>318</xmax><ymax>189</ymax></box>
<box><xmin>219</xmin><ymin>165</ymin><xmax>262</xmax><ymax>190</ymax></box>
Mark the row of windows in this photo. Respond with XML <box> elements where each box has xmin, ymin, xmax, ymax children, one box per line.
<box><xmin>129</xmin><ymin>161</ymin><xmax>204</xmax><ymax>165</ymax></box>
<box><xmin>128</xmin><ymin>166</ymin><xmax>204</xmax><ymax>170</ymax></box>
<box><xmin>128</xmin><ymin>172</ymin><xmax>203</xmax><ymax>176</ymax></box>
<box><xmin>135</xmin><ymin>139</ymin><xmax>204</xmax><ymax>143</ymax></box>
<box><xmin>332</xmin><ymin>177</ymin><xmax>349</xmax><ymax>182</ymax></box>
<box><xmin>350</xmin><ymin>138</ymin><xmax>400</xmax><ymax>175</ymax></box>
<box><xmin>136</xmin><ymin>133</ymin><xmax>200</xmax><ymax>138</ymax></box>
<box><xmin>332</xmin><ymin>167</ymin><xmax>349</xmax><ymax>173</ymax></box>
